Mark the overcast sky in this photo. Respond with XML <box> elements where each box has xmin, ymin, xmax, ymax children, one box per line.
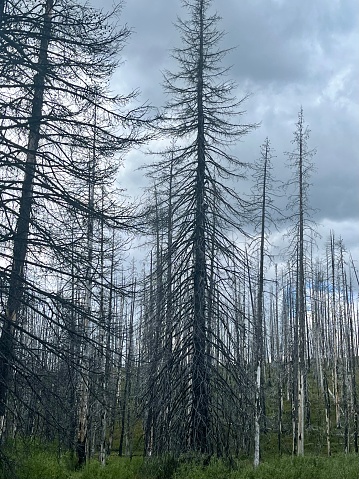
<box><xmin>101</xmin><ymin>0</ymin><xmax>359</xmax><ymax>263</ymax></box>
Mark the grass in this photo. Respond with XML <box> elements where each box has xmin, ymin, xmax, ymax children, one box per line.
<box><xmin>2</xmin><ymin>446</ymin><xmax>359</xmax><ymax>479</ymax></box>
<box><xmin>74</xmin><ymin>454</ymin><xmax>359</xmax><ymax>479</ymax></box>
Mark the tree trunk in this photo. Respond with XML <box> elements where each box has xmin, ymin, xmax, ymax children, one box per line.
<box><xmin>190</xmin><ymin>0</ymin><xmax>210</xmax><ymax>454</ymax></box>
<box><xmin>253</xmin><ymin>138</ymin><xmax>270</xmax><ymax>467</ymax></box>
<box><xmin>0</xmin><ymin>0</ymin><xmax>53</xmax><ymax>436</ymax></box>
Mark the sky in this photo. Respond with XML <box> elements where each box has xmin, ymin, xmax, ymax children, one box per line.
<box><xmin>99</xmin><ymin>0</ymin><xmax>359</xmax><ymax>266</ymax></box>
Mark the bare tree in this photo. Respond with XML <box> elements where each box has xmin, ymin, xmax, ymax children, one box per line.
<box><xmin>142</xmin><ymin>0</ymin><xmax>255</xmax><ymax>457</ymax></box>
<box><xmin>250</xmin><ymin>138</ymin><xmax>278</xmax><ymax>466</ymax></box>
<box><xmin>285</xmin><ymin>107</ymin><xmax>316</xmax><ymax>455</ymax></box>
<box><xmin>0</xmin><ymin>0</ymin><xmax>151</xmax><ymax>462</ymax></box>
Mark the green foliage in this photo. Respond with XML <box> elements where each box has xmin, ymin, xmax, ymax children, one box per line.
<box><xmin>173</xmin><ymin>457</ymin><xmax>234</xmax><ymax>479</ymax></box>
<box><xmin>0</xmin><ymin>440</ymin><xmax>71</xmax><ymax>479</ymax></box>
<box><xmin>239</xmin><ymin>455</ymin><xmax>359</xmax><ymax>479</ymax></box>
<box><xmin>164</xmin><ymin>455</ymin><xmax>359</xmax><ymax>479</ymax></box>
<box><xmin>17</xmin><ymin>451</ymin><xmax>70</xmax><ymax>479</ymax></box>
<box><xmin>139</xmin><ymin>455</ymin><xmax>178</xmax><ymax>479</ymax></box>
<box><xmin>2</xmin><ymin>441</ymin><xmax>359</xmax><ymax>479</ymax></box>
<box><xmin>70</xmin><ymin>456</ymin><xmax>142</xmax><ymax>479</ymax></box>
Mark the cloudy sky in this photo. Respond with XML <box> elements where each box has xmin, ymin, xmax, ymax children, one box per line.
<box><xmin>102</xmin><ymin>0</ymin><xmax>359</xmax><ymax>262</ymax></box>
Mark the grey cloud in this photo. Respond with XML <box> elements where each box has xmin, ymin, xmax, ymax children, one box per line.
<box><xmin>91</xmin><ymin>0</ymin><xmax>359</xmax><ymax>249</ymax></box>
<box><xmin>222</xmin><ymin>0</ymin><xmax>359</xmax><ymax>87</ymax></box>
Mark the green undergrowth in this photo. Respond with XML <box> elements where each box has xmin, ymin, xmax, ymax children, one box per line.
<box><xmin>1</xmin><ymin>442</ymin><xmax>359</xmax><ymax>479</ymax></box>
<box><xmin>167</xmin><ymin>455</ymin><xmax>359</xmax><ymax>479</ymax></box>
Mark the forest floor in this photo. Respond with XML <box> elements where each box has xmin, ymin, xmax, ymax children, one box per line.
<box><xmin>2</xmin><ymin>447</ymin><xmax>359</xmax><ymax>479</ymax></box>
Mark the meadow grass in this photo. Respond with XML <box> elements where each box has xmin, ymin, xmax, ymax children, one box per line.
<box><xmin>1</xmin><ymin>441</ymin><xmax>359</xmax><ymax>479</ymax></box>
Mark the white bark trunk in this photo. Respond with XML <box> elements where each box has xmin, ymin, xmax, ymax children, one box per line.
<box><xmin>297</xmin><ymin>371</ymin><xmax>305</xmax><ymax>455</ymax></box>
<box><xmin>254</xmin><ymin>363</ymin><xmax>261</xmax><ymax>467</ymax></box>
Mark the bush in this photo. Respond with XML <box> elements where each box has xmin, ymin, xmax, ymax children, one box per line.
<box><xmin>16</xmin><ymin>451</ymin><xmax>70</xmax><ymax>479</ymax></box>
<box><xmin>237</xmin><ymin>455</ymin><xmax>359</xmax><ymax>479</ymax></box>
<box><xmin>172</xmin><ymin>456</ymin><xmax>236</xmax><ymax>479</ymax></box>
<box><xmin>140</xmin><ymin>455</ymin><xmax>178</xmax><ymax>479</ymax></box>
<box><xmin>70</xmin><ymin>456</ymin><xmax>142</xmax><ymax>479</ymax></box>
<box><xmin>0</xmin><ymin>439</ymin><xmax>71</xmax><ymax>479</ymax></box>
<box><xmin>2</xmin><ymin>442</ymin><xmax>359</xmax><ymax>479</ymax></box>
